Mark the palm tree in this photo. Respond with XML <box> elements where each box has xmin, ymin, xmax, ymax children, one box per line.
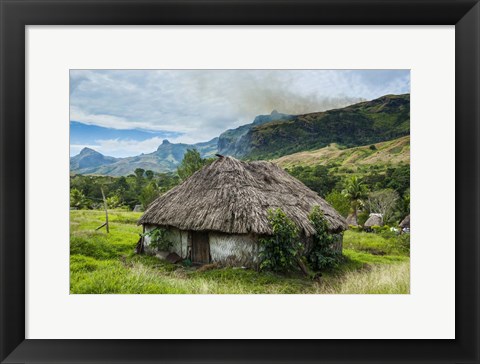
<box><xmin>342</xmin><ymin>176</ymin><xmax>368</xmax><ymax>222</ymax></box>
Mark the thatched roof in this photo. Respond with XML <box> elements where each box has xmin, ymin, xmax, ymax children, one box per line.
<box><xmin>399</xmin><ymin>214</ymin><xmax>410</xmax><ymax>228</ymax></box>
<box><xmin>138</xmin><ymin>156</ymin><xmax>347</xmax><ymax>236</ymax></box>
<box><xmin>346</xmin><ymin>213</ymin><xmax>358</xmax><ymax>226</ymax></box>
<box><xmin>364</xmin><ymin>213</ymin><xmax>383</xmax><ymax>227</ymax></box>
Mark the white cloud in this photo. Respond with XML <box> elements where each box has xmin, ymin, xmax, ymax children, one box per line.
<box><xmin>94</xmin><ymin>137</ymin><xmax>168</xmax><ymax>157</ymax></box>
<box><xmin>70</xmin><ymin>70</ymin><xmax>410</xmax><ymax>146</ymax></box>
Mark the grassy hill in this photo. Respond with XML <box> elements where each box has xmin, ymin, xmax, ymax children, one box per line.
<box><xmin>245</xmin><ymin>94</ymin><xmax>410</xmax><ymax>160</ymax></box>
<box><xmin>274</xmin><ymin>135</ymin><xmax>410</xmax><ymax>172</ymax></box>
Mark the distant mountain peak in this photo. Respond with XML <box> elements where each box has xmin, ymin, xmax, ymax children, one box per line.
<box><xmin>71</xmin><ymin>146</ymin><xmax>117</xmax><ymax>172</ymax></box>
<box><xmin>79</xmin><ymin>147</ymin><xmax>99</xmax><ymax>155</ymax></box>
<box><xmin>157</xmin><ymin>139</ymin><xmax>172</xmax><ymax>151</ymax></box>
<box><xmin>271</xmin><ymin>109</ymin><xmax>279</xmax><ymax>115</ymax></box>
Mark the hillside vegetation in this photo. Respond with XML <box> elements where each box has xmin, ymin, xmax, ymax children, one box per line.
<box><xmin>275</xmin><ymin>135</ymin><xmax>410</xmax><ymax>171</ymax></box>
<box><xmin>245</xmin><ymin>94</ymin><xmax>410</xmax><ymax>159</ymax></box>
<box><xmin>217</xmin><ymin>110</ymin><xmax>294</xmax><ymax>157</ymax></box>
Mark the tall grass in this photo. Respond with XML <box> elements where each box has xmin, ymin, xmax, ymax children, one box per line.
<box><xmin>316</xmin><ymin>262</ymin><xmax>410</xmax><ymax>294</ymax></box>
<box><xmin>70</xmin><ymin>210</ymin><xmax>410</xmax><ymax>294</ymax></box>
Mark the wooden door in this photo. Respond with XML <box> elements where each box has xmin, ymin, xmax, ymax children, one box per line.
<box><xmin>192</xmin><ymin>231</ymin><xmax>210</xmax><ymax>264</ymax></box>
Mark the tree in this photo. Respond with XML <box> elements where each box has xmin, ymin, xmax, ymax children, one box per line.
<box><xmin>287</xmin><ymin>165</ymin><xmax>340</xmax><ymax>197</ymax></box>
<box><xmin>342</xmin><ymin>176</ymin><xmax>368</xmax><ymax>220</ymax></box>
<box><xmin>139</xmin><ymin>182</ymin><xmax>159</xmax><ymax>209</ymax></box>
<box><xmin>177</xmin><ymin>149</ymin><xmax>206</xmax><ymax>181</ymax></box>
<box><xmin>134</xmin><ymin>168</ymin><xmax>145</xmax><ymax>179</ymax></box>
<box><xmin>385</xmin><ymin>165</ymin><xmax>410</xmax><ymax>196</ymax></box>
<box><xmin>307</xmin><ymin>206</ymin><xmax>341</xmax><ymax>271</ymax></box>
<box><xmin>134</xmin><ymin>168</ymin><xmax>145</xmax><ymax>193</ymax></box>
<box><xmin>70</xmin><ymin>188</ymin><xmax>87</xmax><ymax>209</ymax></box>
<box><xmin>363</xmin><ymin>189</ymin><xmax>399</xmax><ymax>224</ymax></box>
<box><xmin>145</xmin><ymin>170</ymin><xmax>154</xmax><ymax>180</ymax></box>
<box><xmin>325</xmin><ymin>191</ymin><xmax>351</xmax><ymax>218</ymax></box>
<box><xmin>258</xmin><ymin>208</ymin><xmax>302</xmax><ymax>273</ymax></box>
<box><xmin>106</xmin><ymin>194</ymin><xmax>123</xmax><ymax>209</ymax></box>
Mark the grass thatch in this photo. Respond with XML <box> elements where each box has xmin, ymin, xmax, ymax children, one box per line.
<box><xmin>399</xmin><ymin>214</ymin><xmax>410</xmax><ymax>228</ymax></box>
<box><xmin>364</xmin><ymin>213</ymin><xmax>383</xmax><ymax>227</ymax></box>
<box><xmin>139</xmin><ymin>156</ymin><xmax>347</xmax><ymax>236</ymax></box>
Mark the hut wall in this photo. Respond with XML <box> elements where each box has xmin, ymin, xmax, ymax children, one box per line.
<box><xmin>208</xmin><ymin>232</ymin><xmax>258</xmax><ymax>268</ymax></box>
<box><xmin>143</xmin><ymin>225</ymin><xmax>341</xmax><ymax>266</ymax></box>
<box><xmin>332</xmin><ymin>233</ymin><xmax>343</xmax><ymax>253</ymax></box>
<box><xmin>143</xmin><ymin>225</ymin><xmax>188</xmax><ymax>258</ymax></box>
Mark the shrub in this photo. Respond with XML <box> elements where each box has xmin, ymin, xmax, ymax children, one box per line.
<box><xmin>377</xmin><ymin>226</ymin><xmax>397</xmax><ymax>240</ymax></box>
<box><xmin>70</xmin><ymin>188</ymin><xmax>88</xmax><ymax>209</ymax></box>
<box><xmin>349</xmin><ymin>225</ymin><xmax>362</xmax><ymax>232</ymax></box>
<box><xmin>139</xmin><ymin>182</ymin><xmax>159</xmax><ymax>209</ymax></box>
<box><xmin>307</xmin><ymin>206</ymin><xmax>341</xmax><ymax>271</ymax></box>
<box><xmin>357</xmin><ymin>211</ymin><xmax>369</xmax><ymax>226</ymax></box>
<box><xmin>325</xmin><ymin>191</ymin><xmax>350</xmax><ymax>218</ymax></box>
<box><xmin>259</xmin><ymin>208</ymin><xmax>302</xmax><ymax>272</ymax></box>
<box><xmin>144</xmin><ymin>227</ymin><xmax>173</xmax><ymax>251</ymax></box>
<box><xmin>370</xmin><ymin>225</ymin><xmax>383</xmax><ymax>234</ymax></box>
<box><xmin>395</xmin><ymin>233</ymin><xmax>410</xmax><ymax>254</ymax></box>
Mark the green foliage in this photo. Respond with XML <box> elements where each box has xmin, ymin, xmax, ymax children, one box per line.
<box><xmin>144</xmin><ymin>227</ymin><xmax>173</xmax><ymax>251</ymax></box>
<box><xmin>106</xmin><ymin>194</ymin><xmax>123</xmax><ymax>209</ymax></box>
<box><xmin>342</xmin><ymin>176</ymin><xmax>369</xmax><ymax>203</ymax></box>
<box><xmin>342</xmin><ymin>176</ymin><xmax>369</xmax><ymax>218</ymax></box>
<box><xmin>370</xmin><ymin>225</ymin><xmax>384</xmax><ymax>234</ymax></box>
<box><xmin>139</xmin><ymin>182</ymin><xmax>159</xmax><ymax>209</ymax></box>
<box><xmin>134</xmin><ymin>168</ymin><xmax>145</xmax><ymax>194</ymax></box>
<box><xmin>145</xmin><ymin>170</ymin><xmax>154</xmax><ymax>180</ymax></box>
<box><xmin>307</xmin><ymin>206</ymin><xmax>341</xmax><ymax>271</ymax></box>
<box><xmin>286</xmin><ymin>165</ymin><xmax>340</xmax><ymax>197</ymax></box>
<box><xmin>70</xmin><ymin>188</ymin><xmax>88</xmax><ymax>209</ymax></box>
<box><xmin>385</xmin><ymin>165</ymin><xmax>410</xmax><ymax>197</ymax></box>
<box><xmin>134</xmin><ymin>168</ymin><xmax>145</xmax><ymax>179</ymax></box>
<box><xmin>70</xmin><ymin>170</ymin><xmax>180</xmax><ymax>210</ymax></box>
<box><xmin>395</xmin><ymin>189</ymin><xmax>410</xmax><ymax>222</ymax></box>
<box><xmin>177</xmin><ymin>149</ymin><xmax>208</xmax><ymax>181</ymax></box>
<box><xmin>357</xmin><ymin>210</ymin><xmax>370</xmax><ymax>226</ymax></box>
<box><xmin>343</xmin><ymin>229</ymin><xmax>410</xmax><ymax>257</ymax></box>
<box><xmin>325</xmin><ymin>191</ymin><xmax>351</xmax><ymax>218</ymax></box>
<box><xmin>259</xmin><ymin>208</ymin><xmax>302</xmax><ymax>272</ymax></box>
<box><xmin>395</xmin><ymin>233</ymin><xmax>410</xmax><ymax>254</ymax></box>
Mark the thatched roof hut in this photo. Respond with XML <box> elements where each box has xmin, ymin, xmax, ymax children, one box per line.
<box><xmin>399</xmin><ymin>214</ymin><xmax>410</xmax><ymax>229</ymax></box>
<box><xmin>138</xmin><ymin>156</ymin><xmax>347</xmax><ymax>266</ymax></box>
<box><xmin>140</xmin><ymin>156</ymin><xmax>346</xmax><ymax>235</ymax></box>
<box><xmin>364</xmin><ymin>213</ymin><xmax>383</xmax><ymax>228</ymax></box>
<box><xmin>346</xmin><ymin>213</ymin><xmax>358</xmax><ymax>226</ymax></box>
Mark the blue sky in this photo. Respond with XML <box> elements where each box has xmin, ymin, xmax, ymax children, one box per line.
<box><xmin>70</xmin><ymin>69</ymin><xmax>410</xmax><ymax>157</ymax></box>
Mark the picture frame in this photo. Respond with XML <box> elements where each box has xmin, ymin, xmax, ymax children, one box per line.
<box><xmin>0</xmin><ymin>0</ymin><xmax>478</xmax><ymax>363</ymax></box>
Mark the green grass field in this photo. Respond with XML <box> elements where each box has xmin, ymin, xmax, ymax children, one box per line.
<box><xmin>70</xmin><ymin>210</ymin><xmax>410</xmax><ymax>294</ymax></box>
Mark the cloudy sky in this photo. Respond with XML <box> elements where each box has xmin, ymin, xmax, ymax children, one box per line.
<box><xmin>70</xmin><ymin>69</ymin><xmax>410</xmax><ymax>157</ymax></box>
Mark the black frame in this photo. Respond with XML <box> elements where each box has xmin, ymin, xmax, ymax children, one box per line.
<box><xmin>1</xmin><ymin>1</ymin><xmax>478</xmax><ymax>363</ymax></box>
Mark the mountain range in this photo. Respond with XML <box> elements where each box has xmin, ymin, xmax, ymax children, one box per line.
<box><xmin>70</xmin><ymin>93</ymin><xmax>410</xmax><ymax>176</ymax></box>
<box><xmin>71</xmin><ymin>138</ymin><xmax>218</xmax><ymax>176</ymax></box>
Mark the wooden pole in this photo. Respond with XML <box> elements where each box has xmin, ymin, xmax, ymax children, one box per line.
<box><xmin>101</xmin><ymin>188</ymin><xmax>109</xmax><ymax>233</ymax></box>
